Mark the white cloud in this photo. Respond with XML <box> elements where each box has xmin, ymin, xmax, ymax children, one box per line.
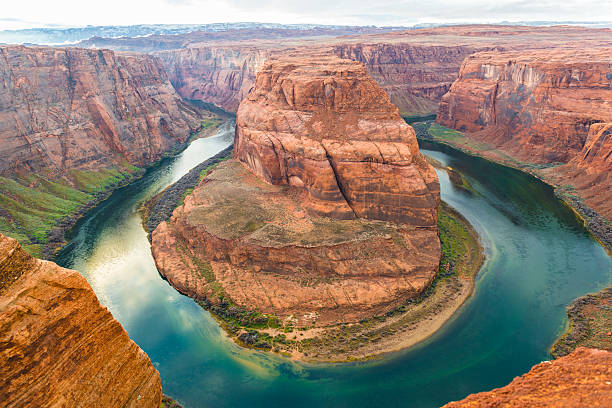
<box><xmin>1</xmin><ymin>0</ymin><xmax>611</xmax><ymax>30</ymax></box>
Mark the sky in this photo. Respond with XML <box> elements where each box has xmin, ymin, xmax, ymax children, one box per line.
<box><xmin>1</xmin><ymin>0</ymin><xmax>611</xmax><ymax>30</ymax></box>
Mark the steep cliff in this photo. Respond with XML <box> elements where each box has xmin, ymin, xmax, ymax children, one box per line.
<box><xmin>157</xmin><ymin>46</ymin><xmax>268</xmax><ymax>112</ymax></box>
<box><xmin>0</xmin><ymin>45</ymin><xmax>208</xmax><ymax>256</ymax></box>
<box><xmin>545</xmin><ymin>122</ymin><xmax>612</xmax><ymax>222</ymax></box>
<box><xmin>333</xmin><ymin>44</ymin><xmax>483</xmax><ymax>117</ymax></box>
<box><xmin>152</xmin><ymin>54</ymin><xmax>440</xmax><ymax>331</ymax></box>
<box><xmin>437</xmin><ymin>49</ymin><xmax>612</xmax><ymax>164</ymax></box>
<box><xmin>0</xmin><ymin>233</ymin><xmax>161</xmax><ymax>407</ymax></box>
<box><xmin>234</xmin><ymin>54</ymin><xmax>440</xmax><ymax>225</ymax></box>
<box><xmin>443</xmin><ymin>347</ymin><xmax>612</xmax><ymax>407</ymax></box>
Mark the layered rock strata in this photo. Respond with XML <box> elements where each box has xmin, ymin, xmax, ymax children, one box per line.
<box><xmin>443</xmin><ymin>347</ymin><xmax>612</xmax><ymax>407</ymax></box>
<box><xmin>333</xmin><ymin>44</ymin><xmax>484</xmax><ymax>116</ymax></box>
<box><xmin>437</xmin><ymin>49</ymin><xmax>612</xmax><ymax>164</ymax></box>
<box><xmin>158</xmin><ymin>46</ymin><xmax>268</xmax><ymax>112</ymax></box>
<box><xmin>234</xmin><ymin>54</ymin><xmax>440</xmax><ymax>226</ymax></box>
<box><xmin>152</xmin><ymin>55</ymin><xmax>440</xmax><ymax>328</ymax></box>
<box><xmin>0</xmin><ymin>233</ymin><xmax>161</xmax><ymax>407</ymax></box>
<box><xmin>0</xmin><ymin>45</ymin><xmax>202</xmax><ymax>176</ymax></box>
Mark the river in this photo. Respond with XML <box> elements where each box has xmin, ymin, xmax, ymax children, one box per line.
<box><xmin>55</xmin><ymin>125</ymin><xmax>612</xmax><ymax>408</ymax></box>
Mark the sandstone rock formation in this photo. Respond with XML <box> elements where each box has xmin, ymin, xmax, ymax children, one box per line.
<box><xmin>333</xmin><ymin>44</ymin><xmax>483</xmax><ymax>117</ymax></box>
<box><xmin>443</xmin><ymin>347</ymin><xmax>612</xmax><ymax>407</ymax></box>
<box><xmin>234</xmin><ymin>54</ymin><xmax>440</xmax><ymax>226</ymax></box>
<box><xmin>0</xmin><ymin>233</ymin><xmax>161</xmax><ymax>407</ymax></box>
<box><xmin>437</xmin><ymin>49</ymin><xmax>612</xmax><ymax>164</ymax></box>
<box><xmin>152</xmin><ymin>54</ymin><xmax>440</xmax><ymax>328</ymax></box>
<box><xmin>545</xmin><ymin>122</ymin><xmax>612</xmax><ymax>221</ymax></box>
<box><xmin>0</xmin><ymin>45</ymin><xmax>202</xmax><ymax>176</ymax></box>
<box><xmin>158</xmin><ymin>46</ymin><xmax>268</xmax><ymax>112</ymax></box>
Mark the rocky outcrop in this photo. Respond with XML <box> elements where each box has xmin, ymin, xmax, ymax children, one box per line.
<box><xmin>437</xmin><ymin>49</ymin><xmax>612</xmax><ymax>164</ymax></box>
<box><xmin>0</xmin><ymin>45</ymin><xmax>202</xmax><ymax>176</ymax></box>
<box><xmin>333</xmin><ymin>44</ymin><xmax>484</xmax><ymax>116</ymax></box>
<box><xmin>157</xmin><ymin>46</ymin><xmax>268</xmax><ymax>112</ymax></box>
<box><xmin>545</xmin><ymin>122</ymin><xmax>612</xmax><ymax>222</ymax></box>
<box><xmin>443</xmin><ymin>347</ymin><xmax>612</xmax><ymax>407</ymax></box>
<box><xmin>152</xmin><ymin>54</ymin><xmax>440</xmax><ymax>328</ymax></box>
<box><xmin>0</xmin><ymin>233</ymin><xmax>161</xmax><ymax>407</ymax></box>
<box><xmin>234</xmin><ymin>54</ymin><xmax>440</xmax><ymax>226</ymax></box>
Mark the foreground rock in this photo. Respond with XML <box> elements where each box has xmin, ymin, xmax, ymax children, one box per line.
<box><xmin>0</xmin><ymin>233</ymin><xmax>161</xmax><ymax>407</ymax></box>
<box><xmin>444</xmin><ymin>347</ymin><xmax>612</xmax><ymax>407</ymax></box>
<box><xmin>152</xmin><ymin>54</ymin><xmax>441</xmax><ymax>346</ymax></box>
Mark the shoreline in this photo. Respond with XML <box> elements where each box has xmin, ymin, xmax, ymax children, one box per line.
<box><xmin>46</xmin><ymin>121</ymin><xmax>224</xmax><ymax>261</ymax></box>
<box><xmin>152</xmin><ymin>196</ymin><xmax>484</xmax><ymax>363</ymax></box>
<box><xmin>415</xmin><ymin>121</ymin><xmax>611</xmax><ymax>257</ymax></box>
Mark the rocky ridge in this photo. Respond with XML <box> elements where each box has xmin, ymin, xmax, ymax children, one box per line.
<box><xmin>0</xmin><ymin>233</ymin><xmax>161</xmax><ymax>407</ymax></box>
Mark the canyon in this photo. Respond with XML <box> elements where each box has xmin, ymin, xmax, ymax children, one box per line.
<box><xmin>151</xmin><ymin>53</ymin><xmax>446</xmax><ymax>357</ymax></box>
<box><xmin>0</xmin><ymin>45</ymin><xmax>213</xmax><ymax>257</ymax></box>
<box><xmin>436</xmin><ymin>47</ymin><xmax>612</xmax><ymax>247</ymax></box>
<box><xmin>0</xmin><ymin>233</ymin><xmax>161</xmax><ymax>407</ymax></box>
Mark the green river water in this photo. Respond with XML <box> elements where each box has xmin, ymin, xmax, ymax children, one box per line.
<box><xmin>55</xmin><ymin>124</ymin><xmax>612</xmax><ymax>407</ymax></box>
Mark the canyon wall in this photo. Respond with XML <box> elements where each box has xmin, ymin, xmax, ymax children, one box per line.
<box><xmin>443</xmin><ymin>347</ymin><xmax>612</xmax><ymax>407</ymax></box>
<box><xmin>437</xmin><ymin>48</ymin><xmax>612</xmax><ymax>228</ymax></box>
<box><xmin>157</xmin><ymin>46</ymin><xmax>268</xmax><ymax>112</ymax></box>
<box><xmin>0</xmin><ymin>45</ymin><xmax>202</xmax><ymax>176</ymax></box>
<box><xmin>0</xmin><ymin>233</ymin><xmax>161</xmax><ymax>407</ymax></box>
<box><xmin>152</xmin><ymin>54</ymin><xmax>440</xmax><ymax>328</ymax></box>
<box><xmin>333</xmin><ymin>44</ymin><xmax>483</xmax><ymax>116</ymax></box>
<box><xmin>437</xmin><ymin>49</ymin><xmax>612</xmax><ymax>164</ymax></box>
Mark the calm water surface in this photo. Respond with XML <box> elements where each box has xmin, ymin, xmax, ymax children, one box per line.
<box><xmin>56</xmin><ymin>128</ymin><xmax>612</xmax><ymax>407</ymax></box>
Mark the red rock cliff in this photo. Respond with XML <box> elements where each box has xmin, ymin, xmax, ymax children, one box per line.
<box><xmin>234</xmin><ymin>54</ymin><xmax>440</xmax><ymax>226</ymax></box>
<box><xmin>437</xmin><ymin>49</ymin><xmax>612</xmax><ymax>163</ymax></box>
<box><xmin>0</xmin><ymin>45</ymin><xmax>202</xmax><ymax>176</ymax></box>
<box><xmin>333</xmin><ymin>44</ymin><xmax>484</xmax><ymax>116</ymax></box>
<box><xmin>0</xmin><ymin>233</ymin><xmax>161</xmax><ymax>407</ymax></box>
<box><xmin>443</xmin><ymin>347</ymin><xmax>612</xmax><ymax>407</ymax></box>
<box><xmin>157</xmin><ymin>46</ymin><xmax>268</xmax><ymax>112</ymax></box>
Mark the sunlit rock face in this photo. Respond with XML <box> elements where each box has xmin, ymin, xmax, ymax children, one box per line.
<box><xmin>0</xmin><ymin>233</ymin><xmax>162</xmax><ymax>407</ymax></box>
<box><xmin>443</xmin><ymin>347</ymin><xmax>612</xmax><ymax>407</ymax></box>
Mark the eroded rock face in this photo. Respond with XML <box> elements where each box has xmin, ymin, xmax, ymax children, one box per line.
<box><xmin>152</xmin><ymin>55</ymin><xmax>440</xmax><ymax>327</ymax></box>
<box><xmin>0</xmin><ymin>233</ymin><xmax>161</xmax><ymax>407</ymax></box>
<box><xmin>0</xmin><ymin>45</ymin><xmax>201</xmax><ymax>176</ymax></box>
<box><xmin>234</xmin><ymin>54</ymin><xmax>440</xmax><ymax>226</ymax></box>
<box><xmin>333</xmin><ymin>44</ymin><xmax>484</xmax><ymax>116</ymax></box>
<box><xmin>443</xmin><ymin>347</ymin><xmax>612</xmax><ymax>407</ymax></box>
<box><xmin>158</xmin><ymin>46</ymin><xmax>268</xmax><ymax>112</ymax></box>
<box><xmin>437</xmin><ymin>49</ymin><xmax>612</xmax><ymax>164</ymax></box>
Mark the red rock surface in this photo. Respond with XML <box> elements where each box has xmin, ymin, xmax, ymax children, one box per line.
<box><xmin>437</xmin><ymin>49</ymin><xmax>612</xmax><ymax>164</ymax></box>
<box><xmin>544</xmin><ymin>122</ymin><xmax>612</xmax><ymax>221</ymax></box>
<box><xmin>0</xmin><ymin>233</ymin><xmax>161</xmax><ymax>407</ymax></box>
<box><xmin>333</xmin><ymin>44</ymin><xmax>484</xmax><ymax>116</ymax></box>
<box><xmin>152</xmin><ymin>54</ymin><xmax>440</xmax><ymax>327</ymax></box>
<box><xmin>234</xmin><ymin>54</ymin><xmax>440</xmax><ymax>226</ymax></box>
<box><xmin>158</xmin><ymin>46</ymin><xmax>268</xmax><ymax>112</ymax></box>
<box><xmin>443</xmin><ymin>347</ymin><xmax>612</xmax><ymax>407</ymax></box>
<box><xmin>0</xmin><ymin>45</ymin><xmax>202</xmax><ymax>176</ymax></box>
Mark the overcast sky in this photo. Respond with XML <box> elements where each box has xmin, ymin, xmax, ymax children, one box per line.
<box><xmin>1</xmin><ymin>0</ymin><xmax>611</xmax><ymax>30</ymax></box>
